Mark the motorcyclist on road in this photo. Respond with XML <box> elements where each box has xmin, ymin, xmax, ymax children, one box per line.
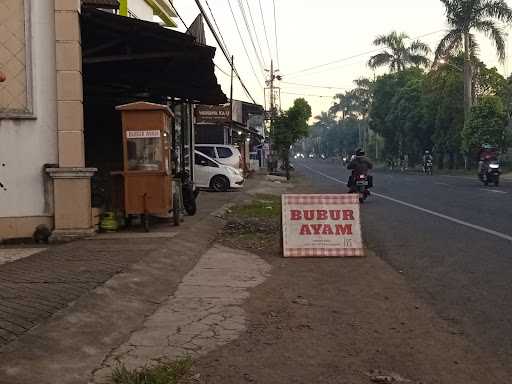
<box><xmin>478</xmin><ymin>145</ymin><xmax>498</xmax><ymax>178</ymax></box>
<box><xmin>347</xmin><ymin>148</ymin><xmax>373</xmax><ymax>189</ymax></box>
<box><xmin>422</xmin><ymin>150</ymin><xmax>433</xmax><ymax>172</ymax></box>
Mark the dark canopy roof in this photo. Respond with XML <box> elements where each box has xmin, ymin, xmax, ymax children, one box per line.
<box><xmin>82</xmin><ymin>0</ymin><xmax>119</xmax><ymax>9</ymax></box>
<box><xmin>81</xmin><ymin>9</ymin><xmax>227</xmax><ymax>105</ymax></box>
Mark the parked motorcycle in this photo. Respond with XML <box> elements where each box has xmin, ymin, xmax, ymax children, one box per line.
<box><xmin>479</xmin><ymin>161</ymin><xmax>501</xmax><ymax>186</ymax></box>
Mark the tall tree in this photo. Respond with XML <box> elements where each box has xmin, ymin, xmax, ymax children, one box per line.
<box><xmin>272</xmin><ymin>98</ymin><xmax>312</xmax><ymax>179</ymax></box>
<box><xmin>463</xmin><ymin>95</ymin><xmax>511</xmax><ymax>154</ymax></box>
<box><xmin>330</xmin><ymin>92</ymin><xmax>358</xmax><ymax>120</ymax></box>
<box><xmin>368</xmin><ymin>31</ymin><xmax>431</xmax><ymax>72</ymax></box>
<box><xmin>434</xmin><ymin>0</ymin><xmax>512</xmax><ymax>117</ymax></box>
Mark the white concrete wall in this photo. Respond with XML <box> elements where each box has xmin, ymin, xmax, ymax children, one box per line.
<box><xmin>0</xmin><ymin>0</ymin><xmax>58</xmax><ymax>217</ymax></box>
<box><xmin>128</xmin><ymin>0</ymin><xmax>154</xmax><ymax>21</ymax></box>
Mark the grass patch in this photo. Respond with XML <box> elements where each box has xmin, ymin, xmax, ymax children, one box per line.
<box><xmin>229</xmin><ymin>194</ymin><xmax>281</xmax><ymax>219</ymax></box>
<box><xmin>109</xmin><ymin>357</ymin><xmax>194</xmax><ymax>384</ymax></box>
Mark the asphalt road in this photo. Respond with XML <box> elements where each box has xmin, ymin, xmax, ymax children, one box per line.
<box><xmin>295</xmin><ymin>159</ymin><xmax>512</xmax><ymax>371</ymax></box>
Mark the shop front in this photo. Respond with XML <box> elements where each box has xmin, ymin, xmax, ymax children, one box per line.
<box><xmin>81</xmin><ymin>8</ymin><xmax>226</xmax><ymax>232</ymax></box>
<box><xmin>195</xmin><ymin>100</ymin><xmax>264</xmax><ymax>173</ymax></box>
<box><xmin>0</xmin><ymin>2</ymin><xmax>225</xmax><ymax>240</ymax></box>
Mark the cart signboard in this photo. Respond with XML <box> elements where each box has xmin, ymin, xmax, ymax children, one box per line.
<box><xmin>281</xmin><ymin>194</ymin><xmax>364</xmax><ymax>257</ymax></box>
<box><xmin>126</xmin><ymin>130</ymin><xmax>161</xmax><ymax>139</ymax></box>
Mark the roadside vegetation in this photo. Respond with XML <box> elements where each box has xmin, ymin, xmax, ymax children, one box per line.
<box><xmin>109</xmin><ymin>357</ymin><xmax>194</xmax><ymax>384</ymax></box>
<box><xmin>302</xmin><ymin>0</ymin><xmax>512</xmax><ymax>171</ymax></box>
<box><xmin>221</xmin><ymin>195</ymin><xmax>282</xmax><ymax>252</ymax></box>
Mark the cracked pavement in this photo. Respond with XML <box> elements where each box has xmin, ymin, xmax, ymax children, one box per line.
<box><xmin>93</xmin><ymin>245</ymin><xmax>271</xmax><ymax>383</ymax></box>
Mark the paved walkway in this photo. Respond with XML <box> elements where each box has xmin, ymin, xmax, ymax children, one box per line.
<box><xmin>93</xmin><ymin>245</ymin><xmax>271</xmax><ymax>383</ymax></box>
<box><xmin>0</xmin><ymin>183</ymin><xmax>257</xmax><ymax>383</ymax></box>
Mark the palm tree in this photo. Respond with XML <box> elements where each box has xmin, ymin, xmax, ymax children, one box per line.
<box><xmin>434</xmin><ymin>0</ymin><xmax>512</xmax><ymax>117</ymax></box>
<box><xmin>352</xmin><ymin>78</ymin><xmax>374</xmax><ymax>118</ymax></box>
<box><xmin>311</xmin><ymin>112</ymin><xmax>335</xmax><ymax>155</ymax></box>
<box><xmin>368</xmin><ymin>31</ymin><xmax>431</xmax><ymax>72</ymax></box>
<box><xmin>330</xmin><ymin>92</ymin><xmax>358</xmax><ymax>120</ymax></box>
<box><xmin>314</xmin><ymin>111</ymin><xmax>335</xmax><ymax>127</ymax></box>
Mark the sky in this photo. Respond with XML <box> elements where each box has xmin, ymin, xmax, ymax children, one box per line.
<box><xmin>174</xmin><ymin>0</ymin><xmax>512</xmax><ymax>118</ymax></box>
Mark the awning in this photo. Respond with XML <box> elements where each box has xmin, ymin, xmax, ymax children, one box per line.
<box><xmin>80</xmin><ymin>9</ymin><xmax>227</xmax><ymax>105</ymax></box>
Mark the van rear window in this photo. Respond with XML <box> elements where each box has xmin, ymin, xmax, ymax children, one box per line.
<box><xmin>217</xmin><ymin>147</ymin><xmax>233</xmax><ymax>158</ymax></box>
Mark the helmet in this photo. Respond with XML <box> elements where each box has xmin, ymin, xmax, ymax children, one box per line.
<box><xmin>355</xmin><ymin>148</ymin><xmax>365</xmax><ymax>156</ymax></box>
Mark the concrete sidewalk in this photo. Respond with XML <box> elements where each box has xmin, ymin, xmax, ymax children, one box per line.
<box><xmin>0</xmin><ymin>177</ymin><xmax>270</xmax><ymax>384</ymax></box>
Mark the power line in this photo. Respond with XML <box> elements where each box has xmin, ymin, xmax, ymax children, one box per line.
<box><xmin>258</xmin><ymin>0</ymin><xmax>273</xmax><ymax>62</ymax></box>
<box><xmin>226</xmin><ymin>0</ymin><xmax>264</xmax><ymax>87</ymax></box>
<box><xmin>236</xmin><ymin>0</ymin><xmax>266</xmax><ymax>74</ymax></box>
<box><xmin>272</xmin><ymin>0</ymin><xmax>280</xmax><ymax>68</ymax></box>
<box><xmin>285</xmin><ymin>59</ymin><xmax>371</xmax><ymax>79</ymax></box>
<box><xmin>281</xmin><ymin>81</ymin><xmax>349</xmax><ymax>90</ymax></box>
<box><xmin>215</xmin><ymin>63</ymin><xmax>232</xmax><ymax>77</ymax></box>
<box><xmin>284</xmin><ymin>29</ymin><xmax>445</xmax><ymax>78</ymax></box>
<box><xmin>167</xmin><ymin>1</ymin><xmax>188</xmax><ymax>29</ymax></box>
<box><xmin>204</xmin><ymin>0</ymin><xmax>231</xmax><ymax>57</ymax></box>
<box><xmin>193</xmin><ymin>0</ymin><xmax>257</xmax><ymax>103</ymax></box>
<box><xmin>281</xmin><ymin>91</ymin><xmax>335</xmax><ymax>98</ymax></box>
<box><xmin>244</xmin><ymin>0</ymin><xmax>267</xmax><ymax>66</ymax></box>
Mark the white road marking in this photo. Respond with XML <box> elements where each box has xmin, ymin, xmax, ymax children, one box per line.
<box><xmin>435</xmin><ymin>182</ymin><xmax>450</xmax><ymax>186</ymax></box>
<box><xmin>480</xmin><ymin>189</ymin><xmax>508</xmax><ymax>194</ymax></box>
<box><xmin>299</xmin><ymin>163</ymin><xmax>512</xmax><ymax>243</ymax></box>
<box><xmin>441</xmin><ymin>174</ymin><xmax>512</xmax><ymax>183</ymax></box>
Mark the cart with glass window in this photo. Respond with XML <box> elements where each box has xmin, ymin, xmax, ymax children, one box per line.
<box><xmin>112</xmin><ymin>102</ymin><xmax>174</xmax><ymax>231</ymax></box>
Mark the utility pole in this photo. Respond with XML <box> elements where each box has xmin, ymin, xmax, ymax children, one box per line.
<box><xmin>270</xmin><ymin>59</ymin><xmax>275</xmax><ymax>122</ymax></box>
<box><xmin>229</xmin><ymin>55</ymin><xmax>234</xmax><ymax>144</ymax></box>
<box><xmin>265</xmin><ymin>60</ymin><xmax>280</xmax><ymax>172</ymax></box>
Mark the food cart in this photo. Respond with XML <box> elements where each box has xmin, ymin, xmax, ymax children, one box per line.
<box><xmin>112</xmin><ymin>102</ymin><xmax>174</xmax><ymax>231</ymax></box>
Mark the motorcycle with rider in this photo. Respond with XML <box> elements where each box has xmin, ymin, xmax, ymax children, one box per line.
<box><xmin>347</xmin><ymin>148</ymin><xmax>373</xmax><ymax>203</ymax></box>
<box><xmin>478</xmin><ymin>144</ymin><xmax>501</xmax><ymax>186</ymax></box>
<box><xmin>422</xmin><ymin>150</ymin><xmax>433</xmax><ymax>175</ymax></box>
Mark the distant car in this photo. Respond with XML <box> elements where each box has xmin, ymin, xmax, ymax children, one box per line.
<box><xmin>195</xmin><ymin>144</ymin><xmax>242</xmax><ymax>170</ymax></box>
<box><xmin>194</xmin><ymin>150</ymin><xmax>244</xmax><ymax>192</ymax></box>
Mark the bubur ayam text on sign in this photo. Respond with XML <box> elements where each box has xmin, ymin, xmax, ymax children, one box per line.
<box><xmin>289</xmin><ymin>209</ymin><xmax>355</xmax><ymax>236</ymax></box>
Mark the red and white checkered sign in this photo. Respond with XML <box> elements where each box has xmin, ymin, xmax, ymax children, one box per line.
<box><xmin>282</xmin><ymin>194</ymin><xmax>364</xmax><ymax>257</ymax></box>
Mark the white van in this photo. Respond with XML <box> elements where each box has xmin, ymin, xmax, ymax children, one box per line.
<box><xmin>194</xmin><ymin>150</ymin><xmax>244</xmax><ymax>192</ymax></box>
<box><xmin>195</xmin><ymin>144</ymin><xmax>242</xmax><ymax>170</ymax></box>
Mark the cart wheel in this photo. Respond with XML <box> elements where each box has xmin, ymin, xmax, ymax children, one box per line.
<box><xmin>173</xmin><ymin>195</ymin><xmax>180</xmax><ymax>226</ymax></box>
<box><xmin>143</xmin><ymin>213</ymin><xmax>150</xmax><ymax>232</ymax></box>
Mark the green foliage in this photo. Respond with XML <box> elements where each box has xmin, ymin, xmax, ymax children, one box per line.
<box><xmin>110</xmin><ymin>357</ymin><xmax>193</xmax><ymax>384</ymax></box>
<box><xmin>435</xmin><ymin>0</ymin><xmax>512</xmax><ymax>64</ymax></box>
<box><xmin>424</xmin><ymin>59</ymin><xmax>465</xmax><ymax>159</ymax></box>
<box><xmin>272</xmin><ymin>98</ymin><xmax>312</xmax><ymax>153</ymax></box>
<box><xmin>308</xmin><ymin>39</ymin><xmax>512</xmax><ymax>168</ymax></box>
<box><xmin>229</xmin><ymin>195</ymin><xmax>281</xmax><ymax>219</ymax></box>
<box><xmin>463</xmin><ymin>96</ymin><xmax>511</xmax><ymax>154</ymax></box>
<box><xmin>369</xmin><ymin>68</ymin><xmax>425</xmax><ymax>156</ymax></box>
<box><xmin>368</xmin><ymin>31</ymin><xmax>431</xmax><ymax>72</ymax></box>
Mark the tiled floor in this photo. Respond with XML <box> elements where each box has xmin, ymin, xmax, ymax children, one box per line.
<box><xmin>0</xmin><ymin>248</ymin><xmax>45</xmax><ymax>266</ymax></box>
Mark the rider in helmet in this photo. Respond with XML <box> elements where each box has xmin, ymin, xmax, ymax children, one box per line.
<box><xmin>347</xmin><ymin>148</ymin><xmax>373</xmax><ymax>189</ymax></box>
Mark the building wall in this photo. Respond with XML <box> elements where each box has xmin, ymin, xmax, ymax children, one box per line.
<box><xmin>0</xmin><ymin>0</ymin><xmax>58</xmax><ymax>236</ymax></box>
<box><xmin>127</xmin><ymin>0</ymin><xmax>153</xmax><ymax>20</ymax></box>
<box><xmin>120</xmin><ymin>0</ymin><xmax>177</xmax><ymax>26</ymax></box>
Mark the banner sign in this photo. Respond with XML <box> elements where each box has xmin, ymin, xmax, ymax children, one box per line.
<box><xmin>195</xmin><ymin>105</ymin><xmax>231</xmax><ymax>123</ymax></box>
<box><xmin>281</xmin><ymin>194</ymin><xmax>364</xmax><ymax>257</ymax></box>
<box><xmin>126</xmin><ymin>130</ymin><xmax>160</xmax><ymax>139</ymax></box>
